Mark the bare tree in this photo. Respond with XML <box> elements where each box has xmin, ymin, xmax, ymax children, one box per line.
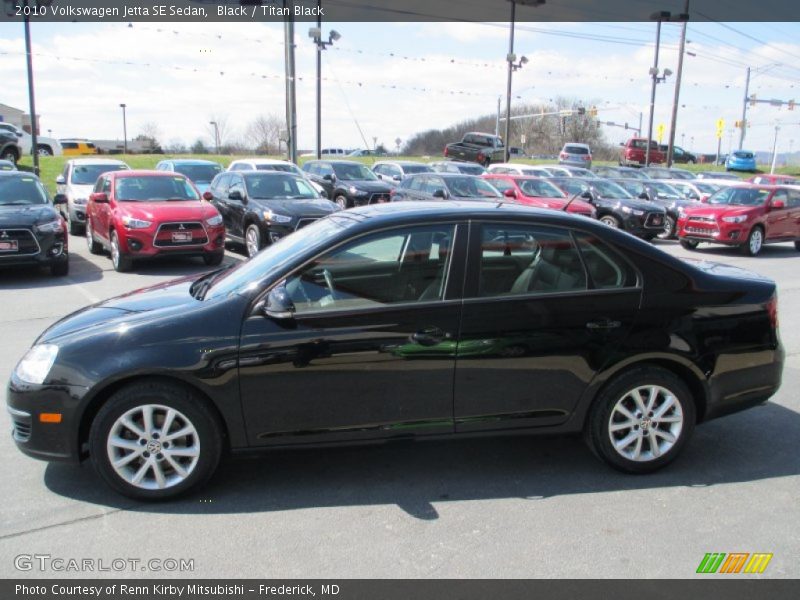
<box><xmin>136</xmin><ymin>121</ymin><xmax>163</xmax><ymax>152</ymax></box>
<box><xmin>246</xmin><ymin>114</ymin><xmax>283</xmax><ymax>155</ymax></box>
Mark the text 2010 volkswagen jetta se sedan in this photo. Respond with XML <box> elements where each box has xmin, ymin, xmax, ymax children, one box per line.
<box><xmin>7</xmin><ymin>202</ymin><xmax>783</xmax><ymax>500</ymax></box>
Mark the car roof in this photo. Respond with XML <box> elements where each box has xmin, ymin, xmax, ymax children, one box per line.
<box><xmin>0</xmin><ymin>171</ymin><xmax>40</xmax><ymax>179</ymax></box>
<box><xmin>69</xmin><ymin>158</ymin><xmax>127</xmax><ymax>165</ymax></box>
<box><xmin>162</xmin><ymin>159</ymin><xmax>220</xmax><ymax>166</ymax></box>
<box><xmin>374</xmin><ymin>160</ymin><xmax>428</xmax><ymax>167</ymax></box>
<box><xmin>308</xmin><ymin>159</ymin><xmax>364</xmax><ymax>166</ymax></box>
<box><xmin>231</xmin><ymin>158</ymin><xmax>294</xmax><ymax>165</ymax></box>
<box><xmin>114</xmin><ymin>170</ymin><xmax>183</xmax><ymax>178</ymax></box>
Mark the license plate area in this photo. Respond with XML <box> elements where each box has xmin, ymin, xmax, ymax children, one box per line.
<box><xmin>0</xmin><ymin>240</ymin><xmax>19</xmax><ymax>253</ymax></box>
<box><xmin>171</xmin><ymin>232</ymin><xmax>192</xmax><ymax>243</ymax></box>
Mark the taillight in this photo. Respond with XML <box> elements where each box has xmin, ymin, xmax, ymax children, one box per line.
<box><xmin>767</xmin><ymin>295</ymin><xmax>778</xmax><ymax>329</ymax></box>
<box><xmin>584</xmin><ymin>155</ymin><xmax>591</xmax><ymax>161</ymax></box>
<box><xmin>560</xmin><ymin>152</ymin><xmax>567</xmax><ymax>159</ymax></box>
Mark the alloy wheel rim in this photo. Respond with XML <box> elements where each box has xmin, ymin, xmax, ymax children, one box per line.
<box><xmin>658</xmin><ymin>216</ymin><xmax>675</xmax><ymax>240</ymax></box>
<box><xmin>335</xmin><ymin>197</ymin><xmax>346</xmax><ymax>210</ymax></box>
<box><xmin>106</xmin><ymin>404</ymin><xmax>200</xmax><ymax>490</ymax></box>
<box><xmin>601</xmin><ymin>216</ymin><xmax>618</xmax><ymax>228</ymax></box>
<box><xmin>607</xmin><ymin>385</ymin><xmax>683</xmax><ymax>462</ymax></box>
<box><xmin>111</xmin><ymin>233</ymin><xmax>120</xmax><ymax>267</ymax></box>
<box><xmin>750</xmin><ymin>229</ymin><xmax>762</xmax><ymax>254</ymax></box>
<box><xmin>86</xmin><ymin>221</ymin><xmax>92</xmax><ymax>250</ymax></box>
<box><xmin>246</xmin><ymin>226</ymin><xmax>260</xmax><ymax>258</ymax></box>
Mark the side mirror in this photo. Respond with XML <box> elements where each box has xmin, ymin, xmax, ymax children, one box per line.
<box><xmin>323</xmin><ymin>173</ymin><xmax>335</xmax><ymax>182</ymax></box>
<box><xmin>503</xmin><ymin>188</ymin><xmax>517</xmax><ymax>198</ymax></box>
<box><xmin>90</xmin><ymin>192</ymin><xmax>108</xmax><ymax>203</ymax></box>
<box><xmin>202</xmin><ymin>191</ymin><xmax>213</xmax><ymax>201</ymax></box>
<box><xmin>638</xmin><ymin>192</ymin><xmax>649</xmax><ymax>200</ymax></box>
<box><xmin>53</xmin><ymin>194</ymin><xmax>67</xmax><ymax>205</ymax></box>
<box><xmin>319</xmin><ymin>189</ymin><xmax>328</xmax><ymax>199</ymax></box>
<box><xmin>228</xmin><ymin>189</ymin><xmax>243</xmax><ymax>201</ymax></box>
<box><xmin>393</xmin><ymin>175</ymin><xmax>402</xmax><ymax>182</ymax></box>
<box><xmin>580</xmin><ymin>191</ymin><xmax>592</xmax><ymax>200</ymax></box>
<box><xmin>771</xmin><ymin>199</ymin><xmax>786</xmax><ymax>209</ymax></box>
<box><xmin>264</xmin><ymin>284</ymin><xmax>295</xmax><ymax>320</ymax></box>
<box><xmin>432</xmin><ymin>189</ymin><xmax>448</xmax><ymax>199</ymax></box>
<box><xmin>55</xmin><ymin>175</ymin><xmax>66</xmax><ymax>185</ymax></box>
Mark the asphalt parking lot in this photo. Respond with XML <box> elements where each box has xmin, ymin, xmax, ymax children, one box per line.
<box><xmin>0</xmin><ymin>232</ymin><xmax>798</xmax><ymax>579</ymax></box>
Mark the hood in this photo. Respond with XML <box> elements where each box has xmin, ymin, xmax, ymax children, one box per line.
<box><xmin>683</xmin><ymin>205</ymin><xmax>757</xmax><ymax>219</ymax></box>
<box><xmin>340</xmin><ymin>180</ymin><xmax>393</xmax><ymax>193</ymax></box>
<box><xmin>117</xmin><ymin>200</ymin><xmax>218</xmax><ymax>222</ymax></box>
<box><xmin>681</xmin><ymin>258</ymin><xmax>774</xmax><ymax>283</ymax></box>
<box><xmin>38</xmin><ymin>276</ymin><xmax>199</xmax><ymax>343</ymax></box>
<box><xmin>66</xmin><ymin>184</ymin><xmax>94</xmax><ymax>200</ymax></box>
<box><xmin>249</xmin><ymin>198</ymin><xmax>338</xmax><ymax>217</ymax></box>
<box><xmin>0</xmin><ymin>204</ymin><xmax>62</xmax><ymax>228</ymax></box>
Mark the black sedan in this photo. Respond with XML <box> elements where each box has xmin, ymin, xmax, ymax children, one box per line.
<box><xmin>7</xmin><ymin>202</ymin><xmax>783</xmax><ymax>500</ymax></box>
<box><xmin>302</xmin><ymin>160</ymin><xmax>393</xmax><ymax>209</ymax></box>
<box><xmin>207</xmin><ymin>171</ymin><xmax>339</xmax><ymax>258</ymax></box>
<box><xmin>547</xmin><ymin>176</ymin><xmax>667</xmax><ymax>240</ymax></box>
<box><xmin>392</xmin><ymin>172</ymin><xmax>502</xmax><ymax>202</ymax></box>
<box><xmin>0</xmin><ymin>171</ymin><xmax>69</xmax><ymax>276</ymax></box>
<box><xmin>611</xmin><ymin>178</ymin><xmax>696</xmax><ymax>240</ymax></box>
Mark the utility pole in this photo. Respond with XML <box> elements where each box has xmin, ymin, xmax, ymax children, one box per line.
<box><xmin>283</xmin><ymin>1</ymin><xmax>297</xmax><ymax>163</ymax></box>
<box><xmin>495</xmin><ymin>96</ymin><xmax>501</xmax><ymax>136</ymax></box>
<box><xmin>739</xmin><ymin>66</ymin><xmax>750</xmax><ymax>150</ymax></box>
<box><xmin>770</xmin><ymin>125</ymin><xmax>780</xmax><ymax>174</ymax></box>
<box><xmin>504</xmin><ymin>0</ymin><xmax>517</xmax><ymax>163</ymax></box>
<box><xmin>666</xmin><ymin>0</ymin><xmax>689</xmax><ymax>167</ymax></box>
<box><xmin>23</xmin><ymin>7</ymin><xmax>39</xmax><ymax>175</ymax></box>
<box><xmin>645</xmin><ymin>15</ymin><xmax>664</xmax><ymax>167</ymax></box>
<box><xmin>315</xmin><ymin>1</ymin><xmax>321</xmax><ymax>159</ymax></box>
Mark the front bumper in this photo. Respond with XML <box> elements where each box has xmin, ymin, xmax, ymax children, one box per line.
<box><xmin>7</xmin><ymin>378</ymin><xmax>87</xmax><ymax>463</ymax></box>
<box><xmin>677</xmin><ymin>218</ymin><xmax>749</xmax><ymax>245</ymax></box>
<box><xmin>119</xmin><ymin>223</ymin><xmax>226</xmax><ymax>258</ymax></box>
<box><xmin>620</xmin><ymin>212</ymin><xmax>665</xmax><ymax>237</ymax></box>
<box><xmin>0</xmin><ymin>229</ymin><xmax>68</xmax><ymax>270</ymax></box>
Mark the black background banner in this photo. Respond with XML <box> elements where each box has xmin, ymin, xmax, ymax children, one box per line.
<box><xmin>3</xmin><ymin>580</ymin><xmax>800</xmax><ymax>600</ymax></box>
<box><xmin>1</xmin><ymin>0</ymin><xmax>799</xmax><ymax>23</ymax></box>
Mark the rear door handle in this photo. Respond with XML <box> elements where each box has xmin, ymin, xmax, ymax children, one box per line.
<box><xmin>586</xmin><ymin>319</ymin><xmax>622</xmax><ymax>330</ymax></box>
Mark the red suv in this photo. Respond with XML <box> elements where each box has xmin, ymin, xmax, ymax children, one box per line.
<box><xmin>86</xmin><ymin>170</ymin><xmax>226</xmax><ymax>271</ymax></box>
<box><xmin>677</xmin><ymin>184</ymin><xmax>800</xmax><ymax>256</ymax></box>
<box><xmin>482</xmin><ymin>174</ymin><xmax>596</xmax><ymax>218</ymax></box>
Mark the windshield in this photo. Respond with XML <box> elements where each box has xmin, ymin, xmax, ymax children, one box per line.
<box><xmin>0</xmin><ymin>176</ymin><xmax>49</xmax><ymax>205</ymax></box>
<box><xmin>445</xmin><ymin>176</ymin><xmax>501</xmax><ymax>198</ymax></box>
<box><xmin>332</xmin><ymin>163</ymin><xmax>378</xmax><ymax>181</ymax></box>
<box><xmin>70</xmin><ymin>164</ymin><xmax>127</xmax><ymax>185</ymax></box>
<box><xmin>456</xmin><ymin>164</ymin><xmax>486</xmax><ymax>175</ymax></box>
<box><xmin>115</xmin><ymin>176</ymin><xmax>199</xmax><ymax>202</ymax></box>
<box><xmin>592</xmin><ymin>180</ymin><xmax>632</xmax><ymax>198</ymax></box>
<box><xmin>515</xmin><ymin>178</ymin><xmax>565</xmax><ymax>198</ymax></box>
<box><xmin>708</xmin><ymin>187</ymin><xmax>770</xmax><ymax>206</ymax></box>
<box><xmin>206</xmin><ymin>216</ymin><xmax>347</xmax><ymax>299</ymax></box>
<box><xmin>649</xmin><ymin>181</ymin><xmax>682</xmax><ymax>199</ymax></box>
<box><xmin>245</xmin><ymin>174</ymin><xmax>319</xmax><ymax>199</ymax></box>
<box><xmin>172</xmin><ymin>164</ymin><xmax>222</xmax><ymax>184</ymax></box>
<box><xmin>403</xmin><ymin>165</ymin><xmax>433</xmax><ymax>174</ymax></box>
<box><xmin>732</xmin><ymin>151</ymin><xmax>754</xmax><ymax>159</ymax></box>
<box><xmin>255</xmin><ymin>163</ymin><xmax>303</xmax><ymax>175</ymax></box>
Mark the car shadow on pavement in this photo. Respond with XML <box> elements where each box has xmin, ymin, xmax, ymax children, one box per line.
<box><xmin>44</xmin><ymin>400</ymin><xmax>800</xmax><ymax>519</ymax></box>
<box><xmin>0</xmin><ymin>253</ymin><xmax>104</xmax><ymax>289</ymax></box>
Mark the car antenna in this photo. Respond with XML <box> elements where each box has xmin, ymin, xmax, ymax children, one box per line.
<box><xmin>561</xmin><ymin>191</ymin><xmax>582</xmax><ymax>212</ymax></box>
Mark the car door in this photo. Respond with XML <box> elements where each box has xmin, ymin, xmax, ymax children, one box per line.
<box><xmin>91</xmin><ymin>175</ymin><xmax>114</xmax><ymax>243</ymax></box>
<box><xmin>786</xmin><ymin>189</ymin><xmax>800</xmax><ymax>238</ymax></box>
<box><xmin>225</xmin><ymin>174</ymin><xmax>248</xmax><ymax>239</ymax></box>
<box><xmin>210</xmin><ymin>173</ymin><xmax>233</xmax><ymax>233</ymax></box>
<box><xmin>454</xmin><ymin>221</ymin><xmax>641</xmax><ymax>432</ymax></box>
<box><xmin>765</xmin><ymin>189</ymin><xmax>790</xmax><ymax>239</ymax></box>
<box><xmin>238</xmin><ymin>221</ymin><xmax>468</xmax><ymax>445</ymax></box>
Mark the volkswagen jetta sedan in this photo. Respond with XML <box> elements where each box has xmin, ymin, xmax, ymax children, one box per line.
<box><xmin>7</xmin><ymin>202</ymin><xmax>783</xmax><ymax>500</ymax></box>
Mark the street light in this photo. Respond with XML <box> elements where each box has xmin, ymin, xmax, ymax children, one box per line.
<box><xmin>209</xmin><ymin>121</ymin><xmax>219</xmax><ymax>154</ymax></box>
<box><xmin>504</xmin><ymin>0</ymin><xmax>544</xmax><ymax>163</ymax></box>
<box><xmin>119</xmin><ymin>103</ymin><xmax>127</xmax><ymax>155</ymax></box>
<box><xmin>309</xmin><ymin>21</ymin><xmax>341</xmax><ymax>160</ymax></box>
<box><xmin>645</xmin><ymin>10</ymin><xmax>676</xmax><ymax>166</ymax></box>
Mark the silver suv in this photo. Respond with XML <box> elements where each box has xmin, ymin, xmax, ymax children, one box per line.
<box><xmin>558</xmin><ymin>143</ymin><xmax>592</xmax><ymax>168</ymax></box>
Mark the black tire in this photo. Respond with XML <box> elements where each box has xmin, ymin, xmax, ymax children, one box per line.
<box><xmin>50</xmin><ymin>259</ymin><xmax>69</xmax><ymax>277</ymax></box>
<box><xmin>203</xmin><ymin>251</ymin><xmax>224</xmax><ymax>266</ymax></box>
<box><xmin>642</xmin><ymin>234</ymin><xmax>657</xmax><ymax>242</ymax></box>
<box><xmin>245</xmin><ymin>223</ymin><xmax>263</xmax><ymax>259</ymax></box>
<box><xmin>600</xmin><ymin>215</ymin><xmax>621</xmax><ymax>229</ymax></box>
<box><xmin>1</xmin><ymin>147</ymin><xmax>18</xmax><ymax>164</ymax></box>
<box><xmin>89</xmin><ymin>380</ymin><xmax>224</xmax><ymax>501</ymax></box>
<box><xmin>37</xmin><ymin>145</ymin><xmax>53</xmax><ymax>156</ymax></box>
<box><xmin>679</xmin><ymin>239</ymin><xmax>698</xmax><ymax>250</ymax></box>
<box><xmin>86</xmin><ymin>219</ymin><xmax>103</xmax><ymax>254</ymax></box>
<box><xmin>585</xmin><ymin>366</ymin><xmax>696</xmax><ymax>474</ymax></box>
<box><xmin>741</xmin><ymin>226</ymin><xmax>764</xmax><ymax>257</ymax></box>
<box><xmin>482</xmin><ymin>158</ymin><xmax>491</xmax><ymax>168</ymax></box>
<box><xmin>657</xmin><ymin>215</ymin><xmax>676</xmax><ymax>240</ymax></box>
<box><xmin>334</xmin><ymin>195</ymin><xmax>349</xmax><ymax>210</ymax></box>
<box><xmin>110</xmin><ymin>230</ymin><xmax>133</xmax><ymax>272</ymax></box>
<box><xmin>69</xmin><ymin>218</ymin><xmax>84</xmax><ymax>236</ymax></box>
<box><xmin>795</xmin><ymin>241</ymin><xmax>800</xmax><ymax>252</ymax></box>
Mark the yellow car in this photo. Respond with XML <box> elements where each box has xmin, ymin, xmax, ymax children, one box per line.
<box><xmin>59</xmin><ymin>140</ymin><xmax>98</xmax><ymax>156</ymax></box>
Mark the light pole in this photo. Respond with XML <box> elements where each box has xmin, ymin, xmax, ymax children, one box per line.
<box><xmin>209</xmin><ymin>121</ymin><xmax>219</xmax><ymax>154</ymax></box>
<box><xmin>309</xmin><ymin>20</ymin><xmax>341</xmax><ymax>160</ymax></box>
<box><xmin>770</xmin><ymin>125</ymin><xmax>780</xmax><ymax>174</ymax></box>
<box><xmin>645</xmin><ymin>11</ymin><xmax>673</xmax><ymax>167</ymax></box>
<box><xmin>666</xmin><ymin>2</ymin><xmax>690</xmax><ymax>167</ymax></box>
<box><xmin>119</xmin><ymin>103</ymin><xmax>127</xmax><ymax>155</ymax></box>
<box><xmin>504</xmin><ymin>0</ymin><xmax>544</xmax><ymax>163</ymax></box>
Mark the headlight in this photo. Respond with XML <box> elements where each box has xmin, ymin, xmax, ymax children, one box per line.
<box><xmin>73</xmin><ymin>197</ymin><xmax>88</xmax><ymax>206</ymax></box>
<box><xmin>205</xmin><ymin>214</ymin><xmax>223</xmax><ymax>227</ymax></box>
<box><xmin>621</xmin><ymin>206</ymin><xmax>644</xmax><ymax>216</ymax></box>
<box><xmin>263</xmin><ymin>210</ymin><xmax>292</xmax><ymax>224</ymax></box>
<box><xmin>14</xmin><ymin>344</ymin><xmax>59</xmax><ymax>385</ymax></box>
<box><xmin>121</xmin><ymin>215</ymin><xmax>152</xmax><ymax>229</ymax></box>
<box><xmin>35</xmin><ymin>219</ymin><xmax>62</xmax><ymax>233</ymax></box>
<box><xmin>348</xmin><ymin>186</ymin><xmax>368</xmax><ymax>196</ymax></box>
<box><xmin>722</xmin><ymin>215</ymin><xmax>748</xmax><ymax>223</ymax></box>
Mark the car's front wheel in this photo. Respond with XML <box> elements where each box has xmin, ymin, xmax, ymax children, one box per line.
<box><xmin>657</xmin><ymin>216</ymin><xmax>676</xmax><ymax>240</ymax></box>
<box><xmin>110</xmin><ymin>230</ymin><xmax>133</xmax><ymax>272</ymax></box>
<box><xmin>89</xmin><ymin>381</ymin><xmax>224</xmax><ymax>500</ymax></box>
<box><xmin>742</xmin><ymin>226</ymin><xmax>764</xmax><ymax>256</ymax></box>
<box><xmin>679</xmin><ymin>239</ymin><xmax>698</xmax><ymax>250</ymax></box>
<box><xmin>600</xmin><ymin>215</ymin><xmax>621</xmax><ymax>229</ymax></box>
<box><xmin>585</xmin><ymin>366</ymin><xmax>696</xmax><ymax>474</ymax></box>
<box><xmin>245</xmin><ymin>224</ymin><xmax>263</xmax><ymax>258</ymax></box>
<box><xmin>334</xmin><ymin>195</ymin><xmax>349</xmax><ymax>210</ymax></box>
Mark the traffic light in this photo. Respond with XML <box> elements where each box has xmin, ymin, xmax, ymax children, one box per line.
<box><xmin>789</xmin><ymin>99</ymin><xmax>795</xmax><ymax>111</ymax></box>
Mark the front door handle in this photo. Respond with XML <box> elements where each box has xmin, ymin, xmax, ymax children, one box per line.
<box><xmin>586</xmin><ymin>319</ymin><xmax>622</xmax><ymax>330</ymax></box>
<box><xmin>411</xmin><ymin>328</ymin><xmax>447</xmax><ymax>346</ymax></box>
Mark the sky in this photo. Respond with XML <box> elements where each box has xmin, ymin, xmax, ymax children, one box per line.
<box><xmin>0</xmin><ymin>20</ymin><xmax>799</xmax><ymax>155</ymax></box>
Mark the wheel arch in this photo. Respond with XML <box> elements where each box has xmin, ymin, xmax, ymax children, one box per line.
<box><xmin>77</xmin><ymin>374</ymin><xmax>230</xmax><ymax>460</ymax></box>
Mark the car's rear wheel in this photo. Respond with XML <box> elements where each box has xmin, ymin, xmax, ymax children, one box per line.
<box><xmin>679</xmin><ymin>239</ymin><xmax>698</xmax><ymax>250</ymax></box>
<box><xmin>742</xmin><ymin>226</ymin><xmax>763</xmax><ymax>256</ymax></box>
<box><xmin>245</xmin><ymin>224</ymin><xmax>262</xmax><ymax>258</ymax></box>
<box><xmin>585</xmin><ymin>366</ymin><xmax>695</xmax><ymax>474</ymax></box>
<box><xmin>89</xmin><ymin>381</ymin><xmax>223</xmax><ymax>500</ymax></box>
<box><xmin>85</xmin><ymin>219</ymin><xmax>103</xmax><ymax>254</ymax></box>
<box><xmin>110</xmin><ymin>230</ymin><xmax>133</xmax><ymax>272</ymax></box>
<box><xmin>600</xmin><ymin>215</ymin><xmax>621</xmax><ymax>229</ymax></box>
<box><xmin>37</xmin><ymin>145</ymin><xmax>53</xmax><ymax>156</ymax></box>
<box><xmin>657</xmin><ymin>216</ymin><xmax>676</xmax><ymax>240</ymax></box>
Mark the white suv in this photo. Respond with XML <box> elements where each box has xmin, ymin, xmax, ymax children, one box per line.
<box><xmin>55</xmin><ymin>158</ymin><xmax>130</xmax><ymax>234</ymax></box>
<box><xmin>0</xmin><ymin>123</ymin><xmax>63</xmax><ymax>157</ymax></box>
<box><xmin>558</xmin><ymin>143</ymin><xmax>592</xmax><ymax>168</ymax></box>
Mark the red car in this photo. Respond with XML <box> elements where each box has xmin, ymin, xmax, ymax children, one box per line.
<box><xmin>748</xmin><ymin>174</ymin><xmax>797</xmax><ymax>186</ymax></box>
<box><xmin>85</xmin><ymin>170</ymin><xmax>226</xmax><ymax>271</ymax></box>
<box><xmin>482</xmin><ymin>174</ymin><xmax>596</xmax><ymax>218</ymax></box>
<box><xmin>677</xmin><ymin>184</ymin><xmax>800</xmax><ymax>256</ymax></box>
